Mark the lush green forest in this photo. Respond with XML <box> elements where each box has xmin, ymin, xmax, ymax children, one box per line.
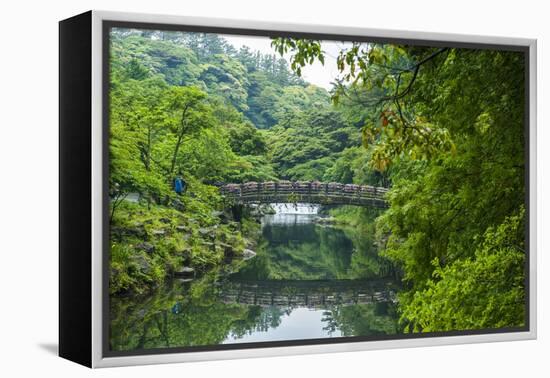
<box><xmin>108</xmin><ymin>29</ymin><xmax>382</xmax><ymax>295</ymax></box>
<box><xmin>109</xmin><ymin>28</ymin><xmax>526</xmax><ymax>335</ymax></box>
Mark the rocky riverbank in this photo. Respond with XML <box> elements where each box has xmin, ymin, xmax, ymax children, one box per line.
<box><xmin>110</xmin><ymin>201</ymin><xmax>259</xmax><ymax>296</ymax></box>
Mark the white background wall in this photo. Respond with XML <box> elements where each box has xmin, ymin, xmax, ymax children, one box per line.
<box><xmin>0</xmin><ymin>0</ymin><xmax>547</xmax><ymax>376</ymax></box>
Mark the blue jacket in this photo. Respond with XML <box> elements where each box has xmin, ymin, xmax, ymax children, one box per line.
<box><xmin>174</xmin><ymin>177</ymin><xmax>185</xmax><ymax>194</ymax></box>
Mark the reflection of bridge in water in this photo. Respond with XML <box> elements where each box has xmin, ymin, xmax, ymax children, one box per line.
<box><xmin>218</xmin><ymin>279</ymin><xmax>396</xmax><ymax>309</ymax></box>
<box><xmin>220</xmin><ymin>181</ymin><xmax>388</xmax><ymax>208</ymax></box>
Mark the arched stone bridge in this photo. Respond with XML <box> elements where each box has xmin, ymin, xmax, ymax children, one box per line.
<box><xmin>220</xmin><ymin>181</ymin><xmax>389</xmax><ymax>208</ymax></box>
<box><xmin>218</xmin><ymin>279</ymin><xmax>396</xmax><ymax>308</ymax></box>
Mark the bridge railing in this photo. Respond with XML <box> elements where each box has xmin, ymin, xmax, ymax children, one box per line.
<box><xmin>220</xmin><ymin>181</ymin><xmax>389</xmax><ymax>207</ymax></box>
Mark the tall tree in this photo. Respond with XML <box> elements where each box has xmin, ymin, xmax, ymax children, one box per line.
<box><xmin>162</xmin><ymin>86</ymin><xmax>214</xmax><ymax>179</ymax></box>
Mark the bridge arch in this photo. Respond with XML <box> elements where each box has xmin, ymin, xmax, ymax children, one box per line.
<box><xmin>220</xmin><ymin>181</ymin><xmax>388</xmax><ymax>208</ymax></box>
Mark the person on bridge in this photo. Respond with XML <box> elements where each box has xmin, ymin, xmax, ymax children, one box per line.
<box><xmin>174</xmin><ymin>174</ymin><xmax>187</xmax><ymax>195</ymax></box>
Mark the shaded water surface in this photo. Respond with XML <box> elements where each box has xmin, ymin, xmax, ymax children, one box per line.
<box><xmin>110</xmin><ymin>205</ymin><xmax>401</xmax><ymax>351</ymax></box>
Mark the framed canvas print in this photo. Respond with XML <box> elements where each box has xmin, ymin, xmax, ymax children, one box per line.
<box><xmin>59</xmin><ymin>10</ymin><xmax>537</xmax><ymax>368</ymax></box>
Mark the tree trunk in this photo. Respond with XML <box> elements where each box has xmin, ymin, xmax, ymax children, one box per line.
<box><xmin>169</xmin><ymin>104</ymin><xmax>191</xmax><ymax>178</ymax></box>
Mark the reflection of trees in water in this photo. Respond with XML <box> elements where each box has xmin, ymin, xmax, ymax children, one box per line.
<box><xmin>110</xmin><ymin>275</ymin><xmax>399</xmax><ymax>351</ymax></box>
<box><xmin>110</xmin><ymin>270</ymin><xmax>293</xmax><ymax>351</ymax></box>
<box><xmin>327</xmin><ymin>302</ymin><xmax>400</xmax><ymax>336</ymax></box>
<box><xmin>321</xmin><ymin>303</ymin><xmax>400</xmax><ymax>337</ymax></box>
<box><xmin>110</xmin><ymin>273</ymin><xmax>256</xmax><ymax>351</ymax></box>
<box><xmin>322</xmin><ymin>310</ymin><xmax>339</xmax><ymax>335</ymax></box>
<box><xmin>234</xmin><ymin>218</ymin><xmax>396</xmax><ymax>281</ymax></box>
<box><xmin>110</xmin><ymin>215</ymin><xmax>401</xmax><ymax>351</ymax></box>
<box><xmin>228</xmin><ymin>306</ymin><xmax>289</xmax><ymax>339</ymax></box>
<box><xmin>252</xmin><ymin>221</ymin><xmax>355</xmax><ymax>280</ymax></box>
<box><xmin>343</xmin><ymin>228</ymin><xmax>398</xmax><ymax>280</ymax></box>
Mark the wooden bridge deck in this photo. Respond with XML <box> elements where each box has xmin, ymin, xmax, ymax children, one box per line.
<box><xmin>220</xmin><ymin>181</ymin><xmax>389</xmax><ymax>207</ymax></box>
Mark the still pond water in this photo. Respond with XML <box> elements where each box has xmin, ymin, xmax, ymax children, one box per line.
<box><xmin>110</xmin><ymin>204</ymin><xmax>401</xmax><ymax>351</ymax></box>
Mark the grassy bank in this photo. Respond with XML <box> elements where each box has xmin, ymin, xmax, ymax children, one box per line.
<box><xmin>327</xmin><ymin>206</ymin><xmax>382</xmax><ymax>229</ymax></box>
<box><xmin>109</xmin><ymin>199</ymin><xmax>260</xmax><ymax>296</ymax></box>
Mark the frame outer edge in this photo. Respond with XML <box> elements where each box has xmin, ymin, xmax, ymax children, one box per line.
<box><xmin>529</xmin><ymin>39</ymin><xmax>537</xmax><ymax>340</ymax></box>
<box><xmin>90</xmin><ymin>10</ymin><xmax>538</xmax><ymax>368</ymax></box>
<box><xmin>91</xmin><ymin>10</ymin><xmax>104</xmax><ymax>369</ymax></box>
<box><xmin>94</xmin><ymin>10</ymin><xmax>536</xmax><ymax>46</ymax></box>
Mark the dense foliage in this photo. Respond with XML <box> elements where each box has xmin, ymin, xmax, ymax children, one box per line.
<box><xmin>109</xmin><ymin>28</ymin><xmax>527</xmax><ymax>334</ymax></box>
<box><xmin>275</xmin><ymin>40</ymin><xmax>527</xmax><ymax>331</ymax></box>
<box><xmin>400</xmin><ymin>210</ymin><xmax>525</xmax><ymax>332</ymax></box>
